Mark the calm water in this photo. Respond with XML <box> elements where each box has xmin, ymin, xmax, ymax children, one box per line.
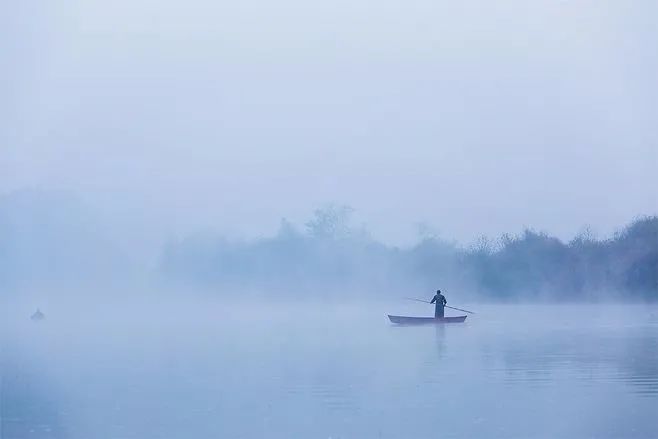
<box><xmin>3</xmin><ymin>302</ymin><xmax>658</xmax><ymax>438</ymax></box>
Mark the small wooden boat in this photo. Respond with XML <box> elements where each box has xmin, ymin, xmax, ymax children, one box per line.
<box><xmin>388</xmin><ymin>315</ymin><xmax>467</xmax><ymax>325</ymax></box>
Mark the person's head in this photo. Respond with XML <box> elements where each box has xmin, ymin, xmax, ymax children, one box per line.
<box><xmin>436</xmin><ymin>289</ymin><xmax>441</xmax><ymax>295</ymax></box>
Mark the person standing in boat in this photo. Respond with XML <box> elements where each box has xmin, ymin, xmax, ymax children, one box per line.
<box><xmin>430</xmin><ymin>290</ymin><xmax>447</xmax><ymax>318</ymax></box>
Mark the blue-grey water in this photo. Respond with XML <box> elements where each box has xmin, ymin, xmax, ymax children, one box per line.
<box><xmin>3</xmin><ymin>302</ymin><xmax>657</xmax><ymax>438</ymax></box>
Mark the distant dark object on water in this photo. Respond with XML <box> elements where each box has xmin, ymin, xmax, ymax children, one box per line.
<box><xmin>388</xmin><ymin>315</ymin><xmax>467</xmax><ymax>325</ymax></box>
<box><xmin>30</xmin><ymin>308</ymin><xmax>45</xmax><ymax>321</ymax></box>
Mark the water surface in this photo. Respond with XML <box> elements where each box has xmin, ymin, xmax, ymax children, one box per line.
<box><xmin>3</xmin><ymin>302</ymin><xmax>657</xmax><ymax>438</ymax></box>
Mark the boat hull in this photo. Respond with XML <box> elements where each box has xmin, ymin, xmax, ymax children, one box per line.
<box><xmin>388</xmin><ymin>315</ymin><xmax>467</xmax><ymax>325</ymax></box>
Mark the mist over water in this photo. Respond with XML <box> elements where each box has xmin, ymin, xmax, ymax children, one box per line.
<box><xmin>1</xmin><ymin>192</ymin><xmax>656</xmax><ymax>437</ymax></box>
<box><xmin>3</xmin><ymin>0</ymin><xmax>658</xmax><ymax>437</ymax></box>
<box><xmin>3</xmin><ymin>300</ymin><xmax>658</xmax><ymax>438</ymax></box>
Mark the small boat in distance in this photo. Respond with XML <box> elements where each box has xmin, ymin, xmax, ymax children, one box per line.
<box><xmin>388</xmin><ymin>315</ymin><xmax>467</xmax><ymax>325</ymax></box>
<box><xmin>30</xmin><ymin>308</ymin><xmax>45</xmax><ymax>321</ymax></box>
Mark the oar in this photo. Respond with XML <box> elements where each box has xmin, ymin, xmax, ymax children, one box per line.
<box><xmin>405</xmin><ymin>297</ymin><xmax>431</xmax><ymax>304</ymax></box>
<box><xmin>404</xmin><ymin>298</ymin><xmax>476</xmax><ymax>314</ymax></box>
<box><xmin>445</xmin><ymin>305</ymin><xmax>475</xmax><ymax>314</ymax></box>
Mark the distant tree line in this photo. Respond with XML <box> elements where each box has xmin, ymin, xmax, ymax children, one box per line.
<box><xmin>1</xmin><ymin>191</ymin><xmax>654</xmax><ymax>300</ymax></box>
<box><xmin>160</xmin><ymin>207</ymin><xmax>657</xmax><ymax>301</ymax></box>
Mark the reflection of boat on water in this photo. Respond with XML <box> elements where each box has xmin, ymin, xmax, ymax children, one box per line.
<box><xmin>388</xmin><ymin>315</ymin><xmax>466</xmax><ymax>325</ymax></box>
<box><xmin>30</xmin><ymin>308</ymin><xmax>45</xmax><ymax>321</ymax></box>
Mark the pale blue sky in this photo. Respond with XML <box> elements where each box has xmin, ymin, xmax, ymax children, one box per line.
<box><xmin>3</xmin><ymin>0</ymin><xmax>657</xmax><ymax>246</ymax></box>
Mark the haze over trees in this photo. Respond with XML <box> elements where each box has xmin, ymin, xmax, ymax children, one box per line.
<box><xmin>161</xmin><ymin>205</ymin><xmax>657</xmax><ymax>301</ymax></box>
<box><xmin>1</xmin><ymin>191</ymin><xmax>656</xmax><ymax>301</ymax></box>
<box><xmin>0</xmin><ymin>190</ymin><xmax>132</xmax><ymax>290</ymax></box>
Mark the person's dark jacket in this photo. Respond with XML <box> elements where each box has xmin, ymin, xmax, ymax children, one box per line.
<box><xmin>430</xmin><ymin>293</ymin><xmax>447</xmax><ymax>318</ymax></box>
